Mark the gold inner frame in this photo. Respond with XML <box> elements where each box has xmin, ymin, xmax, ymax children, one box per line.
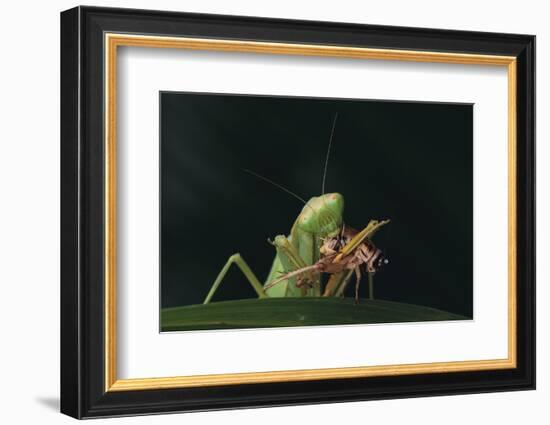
<box><xmin>104</xmin><ymin>33</ymin><xmax>517</xmax><ymax>392</ymax></box>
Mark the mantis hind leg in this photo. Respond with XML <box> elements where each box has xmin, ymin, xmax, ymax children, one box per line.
<box><xmin>203</xmin><ymin>254</ymin><xmax>267</xmax><ymax>304</ymax></box>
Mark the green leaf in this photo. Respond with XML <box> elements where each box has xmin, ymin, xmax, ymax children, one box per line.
<box><xmin>161</xmin><ymin>297</ymin><xmax>468</xmax><ymax>332</ymax></box>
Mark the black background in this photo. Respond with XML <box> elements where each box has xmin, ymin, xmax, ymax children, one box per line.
<box><xmin>160</xmin><ymin>92</ymin><xmax>473</xmax><ymax>317</ymax></box>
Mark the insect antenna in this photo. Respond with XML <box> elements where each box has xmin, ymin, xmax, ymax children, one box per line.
<box><xmin>243</xmin><ymin>169</ymin><xmax>308</xmax><ymax>205</ymax></box>
<box><xmin>321</xmin><ymin>112</ymin><xmax>338</xmax><ymax>195</ymax></box>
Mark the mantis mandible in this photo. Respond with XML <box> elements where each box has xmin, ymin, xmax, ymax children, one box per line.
<box><xmin>203</xmin><ymin>113</ymin><xmax>389</xmax><ymax>304</ymax></box>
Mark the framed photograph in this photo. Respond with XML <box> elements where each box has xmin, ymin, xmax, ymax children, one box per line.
<box><xmin>60</xmin><ymin>6</ymin><xmax>535</xmax><ymax>419</ymax></box>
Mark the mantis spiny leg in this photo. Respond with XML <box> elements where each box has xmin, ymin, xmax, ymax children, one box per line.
<box><xmin>294</xmin><ymin>228</ymin><xmax>321</xmax><ymax>296</ymax></box>
<box><xmin>203</xmin><ymin>253</ymin><xmax>267</xmax><ymax>304</ymax></box>
<box><xmin>268</xmin><ymin>235</ymin><xmax>311</xmax><ymax>297</ymax></box>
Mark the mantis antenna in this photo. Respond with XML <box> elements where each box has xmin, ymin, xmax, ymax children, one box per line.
<box><xmin>321</xmin><ymin>112</ymin><xmax>338</xmax><ymax>195</ymax></box>
<box><xmin>243</xmin><ymin>169</ymin><xmax>308</xmax><ymax>205</ymax></box>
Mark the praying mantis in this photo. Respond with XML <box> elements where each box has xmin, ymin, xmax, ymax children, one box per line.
<box><xmin>203</xmin><ymin>113</ymin><xmax>389</xmax><ymax>304</ymax></box>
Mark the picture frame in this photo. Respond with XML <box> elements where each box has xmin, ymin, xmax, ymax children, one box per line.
<box><xmin>60</xmin><ymin>5</ymin><xmax>535</xmax><ymax>419</ymax></box>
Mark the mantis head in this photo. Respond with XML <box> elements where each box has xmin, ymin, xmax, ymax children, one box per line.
<box><xmin>298</xmin><ymin>193</ymin><xmax>344</xmax><ymax>237</ymax></box>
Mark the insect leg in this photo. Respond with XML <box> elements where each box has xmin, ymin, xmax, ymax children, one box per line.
<box><xmin>203</xmin><ymin>253</ymin><xmax>267</xmax><ymax>304</ymax></box>
<box><xmin>267</xmin><ymin>235</ymin><xmax>310</xmax><ymax>297</ymax></box>
<box><xmin>368</xmin><ymin>272</ymin><xmax>375</xmax><ymax>300</ymax></box>
<box><xmin>335</xmin><ymin>219</ymin><xmax>390</xmax><ymax>261</ymax></box>
<box><xmin>324</xmin><ymin>270</ymin><xmax>354</xmax><ymax>297</ymax></box>
<box><xmin>354</xmin><ymin>267</ymin><xmax>362</xmax><ymax>304</ymax></box>
<box><xmin>323</xmin><ymin>272</ymin><xmax>345</xmax><ymax>297</ymax></box>
<box><xmin>296</xmin><ymin>229</ymin><xmax>322</xmax><ymax>296</ymax></box>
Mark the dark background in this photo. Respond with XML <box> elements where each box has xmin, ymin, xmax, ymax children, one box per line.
<box><xmin>160</xmin><ymin>92</ymin><xmax>473</xmax><ymax>318</ymax></box>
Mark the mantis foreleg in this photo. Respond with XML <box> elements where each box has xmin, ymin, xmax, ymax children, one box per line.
<box><xmin>294</xmin><ymin>228</ymin><xmax>322</xmax><ymax>296</ymax></box>
<box><xmin>203</xmin><ymin>254</ymin><xmax>267</xmax><ymax>304</ymax></box>
<box><xmin>267</xmin><ymin>235</ymin><xmax>311</xmax><ymax>297</ymax></box>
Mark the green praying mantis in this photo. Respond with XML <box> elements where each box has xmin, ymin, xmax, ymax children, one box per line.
<box><xmin>203</xmin><ymin>113</ymin><xmax>390</xmax><ymax>304</ymax></box>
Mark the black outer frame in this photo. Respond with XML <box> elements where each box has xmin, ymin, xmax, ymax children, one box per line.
<box><xmin>60</xmin><ymin>6</ymin><xmax>535</xmax><ymax>419</ymax></box>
